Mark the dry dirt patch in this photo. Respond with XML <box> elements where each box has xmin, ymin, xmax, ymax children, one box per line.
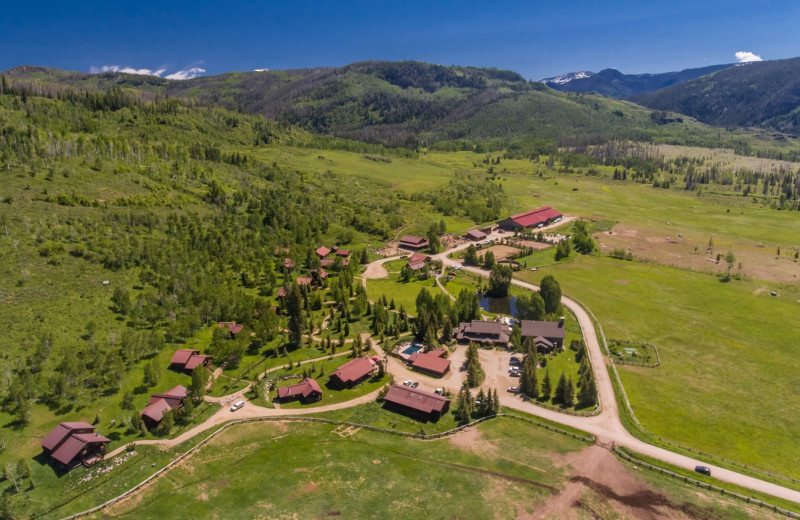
<box><xmin>483</xmin><ymin>244</ymin><xmax>524</xmax><ymax>261</ymax></box>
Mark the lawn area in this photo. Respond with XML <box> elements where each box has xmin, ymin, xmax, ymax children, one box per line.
<box><xmin>79</xmin><ymin>414</ymin><xmax>774</xmax><ymax>520</ymax></box>
<box><xmin>366</xmin><ymin>271</ymin><xmax>445</xmax><ymax>314</ymax></box>
<box><xmin>516</xmin><ymin>255</ymin><xmax>800</xmax><ymax>478</ymax></box>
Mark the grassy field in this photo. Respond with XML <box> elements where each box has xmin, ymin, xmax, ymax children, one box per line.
<box><xmin>517</xmin><ymin>255</ymin><xmax>800</xmax><ymax>478</ymax></box>
<box><xmin>79</xmin><ymin>416</ymin><xmax>780</xmax><ymax>520</ymax></box>
<box><xmin>365</xmin><ymin>272</ymin><xmax>445</xmax><ymax>314</ymax></box>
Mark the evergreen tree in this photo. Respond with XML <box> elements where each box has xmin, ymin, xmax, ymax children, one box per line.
<box><xmin>483</xmin><ymin>250</ymin><xmax>496</xmax><ymax>270</ymax></box>
<box><xmin>539</xmin><ymin>275</ymin><xmax>562</xmax><ymax>314</ymax></box>
<box><xmin>577</xmin><ymin>372</ymin><xmax>597</xmax><ymax>408</ymax></box>
<box><xmin>554</xmin><ymin>371</ymin><xmax>568</xmax><ymax>404</ymax></box>
<box><xmin>492</xmin><ymin>389</ymin><xmax>500</xmax><ymax>414</ymax></box>
<box><xmin>190</xmin><ymin>368</ymin><xmax>208</xmax><ymax>400</ymax></box>
<box><xmin>564</xmin><ymin>376</ymin><xmax>575</xmax><ymax>407</ymax></box>
<box><xmin>286</xmin><ymin>283</ymin><xmax>305</xmax><ymax>345</ymax></box>
<box><xmin>463</xmin><ymin>244</ymin><xmax>479</xmax><ymax>266</ymax></box>
<box><xmin>441</xmin><ymin>316</ymin><xmax>453</xmax><ymax>342</ymax></box>
<box><xmin>120</xmin><ymin>390</ymin><xmax>136</xmax><ymax>411</ymax></box>
<box><xmin>465</xmin><ymin>342</ymin><xmax>485</xmax><ymax>387</ymax></box>
<box><xmin>519</xmin><ymin>340</ymin><xmax>539</xmax><ymax>398</ymax></box>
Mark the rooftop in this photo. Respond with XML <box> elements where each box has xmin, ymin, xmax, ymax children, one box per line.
<box><xmin>385</xmin><ymin>385</ymin><xmax>450</xmax><ymax>414</ymax></box>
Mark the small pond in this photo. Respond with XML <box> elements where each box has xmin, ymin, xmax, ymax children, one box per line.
<box><xmin>479</xmin><ymin>295</ymin><xmax>518</xmax><ymax>316</ymax></box>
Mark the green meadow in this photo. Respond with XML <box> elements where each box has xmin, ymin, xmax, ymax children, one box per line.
<box><xmin>518</xmin><ymin>255</ymin><xmax>800</xmax><ymax>478</ymax></box>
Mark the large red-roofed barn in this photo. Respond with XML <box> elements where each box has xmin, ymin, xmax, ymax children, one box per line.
<box><xmin>498</xmin><ymin>206</ymin><xmax>562</xmax><ymax>230</ymax></box>
<box><xmin>328</xmin><ymin>357</ymin><xmax>377</xmax><ymax>388</ymax></box>
<box><xmin>383</xmin><ymin>385</ymin><xmax>450</xmax><ymax>420</ymax></box>
<box><xmin>41</xmin><ymin>422</ymin><xmax>110</xmax><ymax>468</ymax></box>
<box><xmin>276</xmin><ymin>378</ymin><xmax>323</xmax><ymax>403</ymax></box>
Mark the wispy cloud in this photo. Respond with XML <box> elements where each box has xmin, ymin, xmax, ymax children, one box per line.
<box><xmin>735</xmin><ymin>51</ymin><xmax>762</xmax><ymax>63</ymax></box>
<box><xmin>165</xmin><ymin>67</ymin><xmax>206</xmax><ymax>80</ymax></box>
<box><xmin>89</xmin><ymin>64</ymin><xmax>205</xmax><ymax>80</ymax></box>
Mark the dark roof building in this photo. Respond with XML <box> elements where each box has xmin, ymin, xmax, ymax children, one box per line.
<box><xmin>498</xmin><ymin>206</ymin><xmax>562</xmax><ymax>230</ymax></box>
<box><xmin>384</xmin><ymin>385</ymin><xmax>450</xmax><ymax>420</ymax></box>
<box><xmin>218</xmin><ymin>321</ymin><xmax>244</xmax><ymax>336</ymax></box>
<box><xmin>520</xmin><ymin>318</ymin><xmax>566</xmax><ymax>351</ymax></box>
<box><xmin>466</xmin><ymin>229</ymin><xmax>487</xmax><ymax>241</ymax></box>
<box><xmin>410</xmin><ymin>348</ymin><xmax>451</xmax><ymax>377</ymax></box>
<box><xmin>329</xmin><ymin>357</ymin><xmax>377</xmax><ymax>388</ymax></box>
<box><xmin>41</xmin><ymin>422</ymin><xmax>110</xmax><ymax>467</ymax></box>
<box><xmin>399</xmin><ymin>235</ymin><xmax>430</xmax><ymax>250</ymax></box>
<box><xmin>141</xmin><ymin>385</ymin><xmax>188</xmax><ymax>427</ymax></box>
<box><xmin>277</xmin><ymin>377</ymin><xmax>323</xmax><ymax>403</ymax></box>
<box><xmin>454</xmin><ymin>320</ymin><xmax>512</xmax><ymax>347</ymax></box>
<box><xmin>169</xmin><ymin>349</ymin><xmax>211</xmax><ymax>373</ymax></box>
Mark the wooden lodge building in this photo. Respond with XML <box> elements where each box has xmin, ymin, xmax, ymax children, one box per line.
<box><xmin>218</xmin><ymin>321</ymin><xmax>244</xmax><ymax>337</ymax></box>
<box><xmin>276</xmin><ymin>377</ymin><xmax>323</xmax><ymax>403</ymax></box>
<box><xmin>141</xmin><ymin>385</ymin><xmax>188</xmax><ymax>428</ymax></box>
<box><xmin>454</xmin><ymin>320</ymin><xmax>512</xmax><ymax>348</ymax></box>
<box><xmin>398</xmin><ymin>235</ymin><xmax>430</xmax><ymax>251</ymax></box>
<box><xmin>383</xmin><ymin>385</ymin><xmax>450</xmax><ymax>420</ymax></box>
<box><xmin>520</xmin><ymin>318</ymin><xmax>566</xmax><ymax>352</ymax></box>
<box><xmin>328</xmin><ymin>357</ymin><xmax>377</xmax><ymax>388</ymax></box>
<box><xmin>169</xmin><ymin>349</ymin><xmax>211</xmax><ymax>373</ymax></box>
<box><xmin>41</xmin><ymin>422</ymin><xmax>110</xmax><ymax>468</ymax></box>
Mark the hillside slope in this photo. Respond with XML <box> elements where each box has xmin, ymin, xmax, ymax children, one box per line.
<box><xmin>631</xmin><ymin>57</ymin><xmax>800</xmax><ymax>135</ymax></box>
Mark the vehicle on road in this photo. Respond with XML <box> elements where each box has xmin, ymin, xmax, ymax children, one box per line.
<box><xmin>403</xmin><ymin>380</ymin><xmax>412</xmax><ymax>386</ymax></box>
<box><xmin>695</xmin><ymin>465</ymin><xmax>711</xmax><ymax>476</ymax></box>
<box><xmin>410</xmin><ymin>381</ymin><xmax>419</xmax><ymax>388</ymax></box>
<box><xmin>434</xmin><ymin>388</ymin><xmax>443</xmax><ymax>395</ymax></box>
<box><xmin>507</xmin><ymin>386</ymin><xmax>520</xmax><ymax>394</ymax></box>
<box><xmin>230</xmin><ymin>400</ymin><xmax>245</xmax><ymax>412</ymax></box>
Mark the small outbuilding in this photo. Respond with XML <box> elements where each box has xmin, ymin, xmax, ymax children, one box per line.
<box><xmin>218</xmin><ymin>321</ymin><xmax>244</xmax><ymax>336</ymax></box>
<box><xmin>383</xmin><ymin>385</ymin><xmax>450</xmax><ymax>420</ymax></box>
<box><xmin>465</xmin><ymin>229</ymin><xmax>487</xmax><ymax>241</ymax></box>
<box><xmin>141</xmin><ymin>385</ymin><xmax>188</xmax><ymax>428</ymax></box>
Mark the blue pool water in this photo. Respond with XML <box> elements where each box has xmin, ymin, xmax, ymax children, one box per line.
<box><xmin>402</xmin><ymin>345</ymin><xmax>422</xmax><ymax>356</ymax></box>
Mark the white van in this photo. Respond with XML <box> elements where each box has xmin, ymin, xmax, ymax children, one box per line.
<box><xmin>230</xmin><ymin>400</ymin><xmax>245</xmax><ymax>412</ymax></box>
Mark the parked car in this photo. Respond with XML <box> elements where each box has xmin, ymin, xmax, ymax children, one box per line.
<box><xmin>230</xmin><ymin>400</ymin><xmax>245</xmax><ymax>412</ymax></box>
<box><xmin>434</xmin><ymin>388</ymin><xmax>443</xmax><ymax>395</ymax></box>
<box><xmin>509</xmin><ymin>371</ymin><xmax>521</xmax><ymax>378</ymax></box>
<box><xmin>507</xmin><ymin>386</ymin><xmax>520</xmax><ymax>394</ymax></box>
<box><xmin>403</xmin><ymin>380</ymin><xmax>412</xmax><ymax>386</ymax></box>
<box><xmin>694</xmin><ymin>465</ymin><xmax>711</xmax><ymax>476</ymax></box>
<box><xmin>410</xmin><ymin>382</ymin><xmax>419</xmax><ymax>388</ymax></box>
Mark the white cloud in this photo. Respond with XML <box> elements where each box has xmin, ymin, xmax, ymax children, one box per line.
<box><xmin>89</xmin><ymin>64</ymin><xmax>205</xmax><ymax>80</ymax></box>
<box><xmin>735</xmin><ymin>51</ymin><xmax>763</xmax><ymax>63</ymax></box>
<box><xmin>165</xmin><ymin>67</ymin><xmax>205</xmax><ymax>80</ymax></box>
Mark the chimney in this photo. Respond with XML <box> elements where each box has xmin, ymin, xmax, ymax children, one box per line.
<box><xmin>559</xmin><ymin>316</ymin><xmax>565</xmax><ymax>327</ymax></box>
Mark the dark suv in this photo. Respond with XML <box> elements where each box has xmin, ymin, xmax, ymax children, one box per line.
<box><xmin>694</xmin><ymin>465</ymin><xmax>711</xmax><ymax>476</ymax></box>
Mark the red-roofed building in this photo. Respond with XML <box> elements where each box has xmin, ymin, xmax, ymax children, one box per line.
<box><xmin>310</xmin><ymin>268</ymin><xmax>328</xmax><ymax>283</ymax></box>
<box><xmin>296</xmin><ymin>276</ymin><xmax>312</xmax><ymax>286</ymax></box>
<box><xmin>276</xmin><ymin>378</ymin><xmax>323</xmax><ymax>403</ymax></box>
<box><xmin>410</xmin><ymin>348</ymin><xmax>451</xmax><ymax>377</ymax></box>
<box><xmin>408</xmin><ymin>260</ymin><xmax>426</xmax><ymax>271</ymax></box>
<box><xmin>218</xmin><ymin>321</ymin><xmax>244</xmax><ymax>336</ymax></box>
<box><xmin>169</xmin><ymin>349</ymin><xmax>211</xmax><ymax>373</ymax></box>
<box><xmin>329</xmin><ymin>357</ymin><xmax>377</xmax><ymax>388</ymax></box>
<box><xmin>409</xmin><ymin>252</ymin><xmax>430</xmax><ymax>264</ymax></box>
<box><xmin>283</xmin><ymin>258</ymin><xmax>296</xmax><ymax>270</ymax></box>
<box><xmin>41</xmin><ymin>422</ymin><xmax>110</xmax><ymax>468</ymax></box>
<box><xmin>399</xmin><ymin>235</ymin><xmax>430</xmax><ymax>251</ymax></box>
<box><xmin>316</xmin><ymin>246</ymin><xmax>331</xmax><ymax>258</ymax></box>
<box><xmin>335</xmin><ymin>249</ymin><xmax>351</xmax><ymax>257</ymax></box>
<box><xmin>498</xmin><ymin>206</ymin><xmax>562</xmax><ymax>230</ymax></box>
<box><xmin>276</xmin><ymin>286</ymin><xmax>288</xmax><ymax>298</ymax></box>
<box><xmin>383</xmin><ymin>385</ymin><xmax>450</xmax><ymax>420</ymax></box>
<box><xmin>141</xmin><ymin>385</ymin><xmax>188</xmax><ymax>428</ymax></box>
<box><xmin>322</xmin><ymin>258</ymin><xmax>349</xmax><ymax>268</ymax></box>
<box><xmin>275</xmin><ymin>247</ymin><xmax>291</xmax><ymax>255</ymax></box>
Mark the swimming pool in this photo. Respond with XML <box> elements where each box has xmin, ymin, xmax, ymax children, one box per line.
<box><xmin>402</xmin><ymin>345</ymin><xmax>422</xmax><ymax>356</ymax></box>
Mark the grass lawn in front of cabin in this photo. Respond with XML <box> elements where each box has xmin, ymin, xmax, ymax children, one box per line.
<box><xmin>366</xmin><ymin>271</ymin><xmax>447</xmax><ymax>315</ymax></box>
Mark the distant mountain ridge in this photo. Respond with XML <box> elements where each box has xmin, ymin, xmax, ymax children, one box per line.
<box><xmin>542</xmin><ymin>64</ymin><xmax>734</xmax><ymax>98</ymax></box>
<box><xmin>631</xmin><ymin>57</ymin><xmax>800</xmax><ymax>135</ymax></box>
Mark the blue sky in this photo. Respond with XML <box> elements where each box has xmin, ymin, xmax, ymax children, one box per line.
<box><xmin>1</xmin><ymin>0</ymin><xmax>798</xmax><ymax>80</ymax></box>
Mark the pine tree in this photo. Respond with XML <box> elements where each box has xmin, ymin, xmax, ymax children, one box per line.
<box><xmin>554</xmin><ymin>371</ymin><xmax>568</xmax><ymax>404</ymax></box>
<box><xmin>476</xmin><ymin>389</ymin><xmax>487</xmax><ymax>417</ymax></box>
<box><xmin>465</xmin><ymin>342</ymin><xmax>485</xmax><ymax>387</ymax></box>
<box><xmin>564</xmin><ymin>376</ymin><xmax>575</xmax><ymax>407</ymax></box>
<box><xmin>577</xmin><ymin>372</ymin><xmax>597</xmax><ymax>407</ymax></box>
<box><xmin>492</xmin><ymin>389</ymin><xmax>500</xmax><ymax>414</ymax></box>
<box><xmin>519</xmin><ymin>344</ymin><xmax>539</xmax><ymax>399</ymax></box>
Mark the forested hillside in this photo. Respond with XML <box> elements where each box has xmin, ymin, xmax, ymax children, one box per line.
<box><xmin>4</xmin><ymin>61</ymin><xmax>780</xmax><ymax>155</ymax></box>
<box><xmin>632</xmin><ymin>57</ymin><xmax>800</xmax><ymax>135</ymax></box>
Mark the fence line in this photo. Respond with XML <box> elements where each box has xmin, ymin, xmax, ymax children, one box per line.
<box><xmin>57</xmin><ymin>413</ymin><xmax>593</xmax><ymax>520</ymax></box>
<box><xmin>614</xmin><ymin>448</ymin><xmax>800</xmax><ymax>518</ymax></box>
